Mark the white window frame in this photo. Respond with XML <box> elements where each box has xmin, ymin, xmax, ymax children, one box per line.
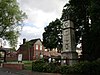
<box><xmin>40</xmin><ymin>45</ymin><xmax>42</xmax><ymax>50</ymax></box>
<box><xmin>36</xmin><ymin>45</ymin><xmax>38</xmax><ymax>50</ymax></box>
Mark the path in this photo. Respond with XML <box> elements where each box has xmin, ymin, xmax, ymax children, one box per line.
<box><xmin>0</xmin><ymin>67</ymin><xmax>61</xmax><ymax>75</ymax></box>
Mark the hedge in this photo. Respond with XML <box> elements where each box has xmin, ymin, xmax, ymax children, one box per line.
<box><xmin>32</xmin><ymin>60</ymin><xmax>60</xmax><ymax>73</ymax></box>
<box><xmin>32</xmin><ymin>60</ymin><xmax>100</xmax><ymax>75</ymax></box>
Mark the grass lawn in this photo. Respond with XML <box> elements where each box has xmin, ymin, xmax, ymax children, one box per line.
<box><xmin>23</xmin><ymin>61</ymin><xmax>33</xmax><ymax>70</ymax></box>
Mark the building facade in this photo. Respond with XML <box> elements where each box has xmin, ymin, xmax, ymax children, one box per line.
<box><xmin>17</xmin><ymin>38</ymin><xmax>44</xmax><ymax>60</ymax></box>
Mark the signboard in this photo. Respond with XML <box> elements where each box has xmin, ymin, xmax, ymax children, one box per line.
<box><xmin>18</xmin><ymin>54</ymin><xmax>22</xmax><ymax>62</ymax></box>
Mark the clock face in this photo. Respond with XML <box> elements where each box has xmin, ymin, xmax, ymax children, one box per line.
<box><xmin>63</xmin><ymin>21</ymin><xmax>69</xmax><ymax>28</ymax></box>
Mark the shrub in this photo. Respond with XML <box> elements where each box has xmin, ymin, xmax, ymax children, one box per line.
<box><xmin>60</xmin><ymin>61</ymin><xmax>100</xmax><ymax>75</ymax></box>
<box><xmin>76</xmin><ymin>61</ymin><xmax>100</xmax><ymax>75</ymax></box>
<box><xmin>32</xmin><ymin>60</ymin><xmax>60</xmax><ymax>73</ymax></box>
<box><xmin>60</xmin><ymin>65</ymin><xmax>70</xmax><ymax>74</ymax></box>
<box><xmin>24</xmin><ymin>64</ymin><xmax>32</xmax><ymax>70</ymax></box>
<box><xmin>43</xmin><ymin>63</ymin><xmax>60</xmax><ymax>73</ymax></box>
<box><xmin>32</xmin><ymin>60</ymin><xmax>100</xmax><ymax>75</ymax></box>
<box><xmin>32</xmin><ymin>60</ymin><xmax>45</xmax><ymax>72</ymax></box>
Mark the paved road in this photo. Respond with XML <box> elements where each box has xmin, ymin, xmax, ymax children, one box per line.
<box><xmin>0</xmin><ymin>69</ymin><xmax>18</xmax><ymax>75</ymax></box>
<box><xmin>0</xmin><ymin>67</ymin><xmax>61</xmax><ymax>75</ymax></box>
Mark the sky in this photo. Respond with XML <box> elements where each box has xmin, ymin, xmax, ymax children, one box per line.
<box><xmin>0</xmin><ymin>0</ymin><xmax>69</xmax><ymax>49</ymax></box>
<box><xmin>15</xmin><ymin>0</ymin><xmax>69</xmax><ymax>49</ymax></box>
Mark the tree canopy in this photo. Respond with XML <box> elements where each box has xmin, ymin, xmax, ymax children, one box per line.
<box><xmin>61</xmin><ymin>0</ymin><xmax>100</xmax><ymax>61</ymax></box>
<box><xmin>43</xmin><ymin>19</ymin><xmax>62</xmax><ymax>51</ymax></box>
<box><xmin>0</xmin><ymin>0</ymin><xmax>26</xmax><ymax>48</ymax></box>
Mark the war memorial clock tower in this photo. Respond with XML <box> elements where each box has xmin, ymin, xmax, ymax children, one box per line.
<box><xmin>61</xmin><ymin>19</ymin><xmax>78</xmax><ymax>65</ymax></box>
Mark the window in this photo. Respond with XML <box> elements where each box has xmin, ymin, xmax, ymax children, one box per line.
<box><xmin>40</xmin><ymin>45</ymin><xmax>42</xmax><ymax>50</ymax></box>
<box><xmin>36</xmin><ymin>45</ymin><xmax>38</xmax><ymax>50</ymax></box>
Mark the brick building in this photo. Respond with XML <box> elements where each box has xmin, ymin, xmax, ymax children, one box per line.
<box><xmin>17</xmin><ymin>38</ymin><xmax>44</xmax><ymax>60</ymax></box>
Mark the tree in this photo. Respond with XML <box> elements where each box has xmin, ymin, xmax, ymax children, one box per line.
<box><xmin>61</xmin><ymin>0</ymin><xmax>90</xmax><ymax>45</ymax></box>
<box><xmin>88</xmin><ymin>0</ymin><xmax>100</xmax><ymax>60</ymax></box>
<box><xmin>43</xmin><ymin>19</ymin><xmax>62</xmax><ymax>51</ymax></box>
<box><xmin>0</xmin><ymin>0</ymin><xmax>26</xmax><ymax>48</ymax></box>
<box><xmin>61</xmin><ymin>0</ymin><xmax>100</xmax><ymax>61</ymax></box>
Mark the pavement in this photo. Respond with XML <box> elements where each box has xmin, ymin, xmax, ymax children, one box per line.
<box><xmin>0</xmin><ymin>67</ymin><xmax>61</xmax><ymax>75</ymax></box>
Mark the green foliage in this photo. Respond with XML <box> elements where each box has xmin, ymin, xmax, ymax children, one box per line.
<box><xmin>61</xmin><ymin>0</ymin><xmax>100</xmax><ymax>60</ymax></box>
<box><xmin>24</xmin><ymin>64</ymin><xmax>32</xmax><ymax>70</ymax></box>
<box><xmin>43</xmin><ymin>63</ymin><xmax>60</xmax><ymax>73</ymax></box>
<box><xmin>23</xmin><ymin>61</ymin><xmax>32</xmax><ymax>70</ymax></box>
<box><xmin>10</xmin><ymin>47</ymin><xmax>16</xmax><ymax>51</ymax></box>
<box><xmin>32</xmin><ymin>60</ymin><xmax>45</xmax><ymax>72</ymax></box>
<box><xmin>32</xmin><ymin>60</ymin><xmax>100</xmax><ymax>75</ymax></box>
<box><xmin>60</xmin><ymin>65</ymin><xmax>70</xmax><ymax>74</ymax></box>
<box><xmin>60</xmin><ymin>61</ymin><xmax>100</xmax><ymax>75</ymax></box>
<box><xmin>0</xmin><ymin>0</ymin><xmax>27</xmax><ymax>47</ymax></box>
<box><xmin>32</xmin><ymin>60</ymin><xmax>61</xmax><ymax>73</ymax></box>
<box><xmin>23</xmin><ymin>61</ymin><xmax>33</xmax><ymax>64</ymax></box>
<box><xmin>0</xmin><ymin>53</ymin><xmax>1</xmax><ymax>57</ymax></box>
<box><xmin>43</xmin><ymin>19</ymin><xmax>62</xmax><ymax>50</ymax></box>
<box><xmin>61</xmin><ymin>0</ymin><xmax>90</xmax><ymax>44</ymax></box>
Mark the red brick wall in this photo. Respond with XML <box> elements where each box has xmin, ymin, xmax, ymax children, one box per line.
<box><xmin>33</xmin><ymin>44</ymin><xmax>36</xmax><ymax>60</ymax></box>
<box><xmin>17</xmin><ymin>49</ymin><xmax>29</xmax><ymax>60</ymax></box>
<box><xmin>17</xmin><ymin>42</ymin><xmax>45</xmax><ymax>60</ymax></box>
<box><xmin>33</xmin><ymin>44</ymin><xmax>45</xmax><ymax>60</ymax></box>
<box><xmin>33</xmin><ymin>44</ymin><xmax>40</xmax><ymax>60</ymax></box>
<box><xmin>30</xmin><ymin>47</ymin><xmax>34</xmax><ymax>60</ymax></box>
<box><xmin>2</xmin><ymin>63</ymin><xmax>24</xmax><ymax>70</ymax></box>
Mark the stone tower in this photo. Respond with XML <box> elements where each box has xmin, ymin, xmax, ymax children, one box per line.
<box><xmin>61</xmin><ymin>19</ymin><xmax>78</xmax><ymax>65</ymax></box>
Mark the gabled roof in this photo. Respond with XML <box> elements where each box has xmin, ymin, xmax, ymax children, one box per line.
<box><xmin>17</xmin><ymin>38</ymin><xmax>41</xmax><ymax>50</ymax></box>
<box><xmin>28</xmin><ymin>38</ymin><xmax>41</xmax><ymax>45</ymax></box>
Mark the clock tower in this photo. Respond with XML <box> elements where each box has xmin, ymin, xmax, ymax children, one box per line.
<box><xmin>61</xmin><ymin>19</ymin><xmax>78</xmax><ymax>65</ymax></box>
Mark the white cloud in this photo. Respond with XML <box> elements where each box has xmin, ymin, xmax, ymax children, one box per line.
<box><xmin>28</xmin><ymin>9</ymin><xmax>58</xmax><ymax>28</ymax></box>
<box><xmin>18</xmin><ymin>0</ymin><xmax>68</xmax><ymax>12</ymax></box>
<box><xmin>16</xmin><ymin>0</ymin><xmax>69</xmax><ymax>49</ymax></box>
<box><xmin>21</xmin><ymin>26</ymin><xmax>43</xmax><ymax>39</ymax></box>
<box><xmin>17</xmin><ymin>25</ymin><xmax>44</xmax><ymax>49</ymax></box>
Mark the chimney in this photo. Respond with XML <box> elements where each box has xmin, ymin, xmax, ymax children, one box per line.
<box><xmin>23</xmin><ymin>38</ymin><xmax>26</xmax><ymax>44</ymax></box>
